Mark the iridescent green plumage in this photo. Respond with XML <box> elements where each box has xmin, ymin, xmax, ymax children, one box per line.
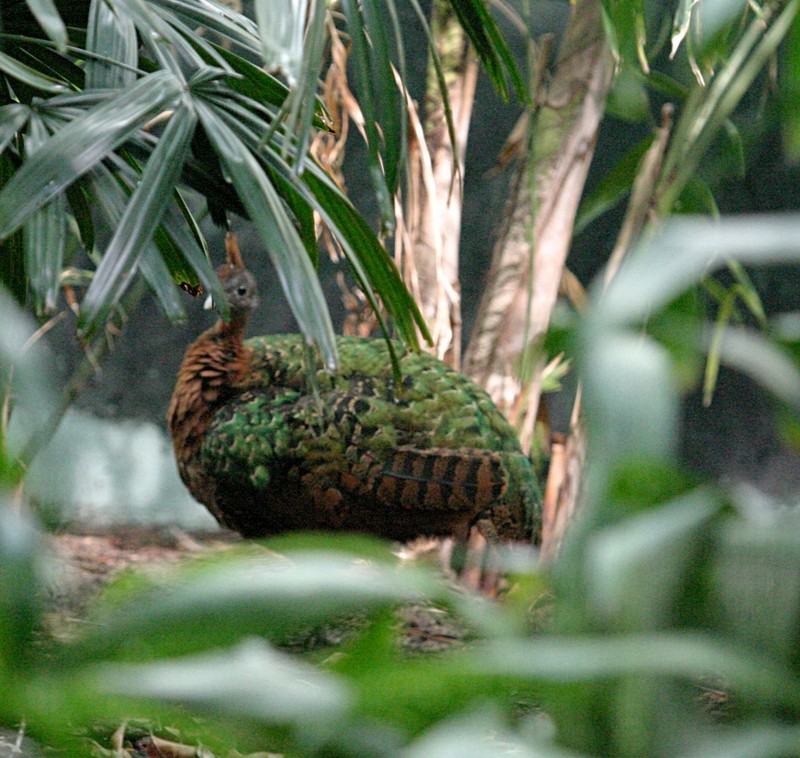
<box><xmin>198</xmin><ymin>334</ymin><xmax>540</xmax><ymax>542</ymax></box>
<box><xmin>168</xmin><ymin>263</ymin><xmax>540</xmax><ymax>545</ymax></box>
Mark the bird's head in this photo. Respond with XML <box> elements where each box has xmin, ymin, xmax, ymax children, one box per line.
<box><xmin>207</xmin><ymin>264</ymin><xmax>260</xmax><ymax>320</ymax></box>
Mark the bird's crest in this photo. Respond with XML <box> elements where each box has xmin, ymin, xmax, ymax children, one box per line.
<box><xmin>225</xmin><ymin>231</ymin><xmax>245</xmax><ymax>267</ymax></box>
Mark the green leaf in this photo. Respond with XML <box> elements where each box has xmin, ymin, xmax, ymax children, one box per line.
<box><xmin>85</xmin><ymin>0</ymin><xmax>138</xmax><ymax>89</ymax></box>
<box><xmin>254</xmin><ymin>0</ymin><xmax>305</xmax><ymax>85</ymax></box>
<box><xmin>0</xmin><ymin>501</ymin><xmax>43</xmax><ymax>673</ymax></box>
<box><xmin>79</xmin><ymin>102</ymin><xmax>197</xmax><ymax>337</ymax></box>
<box><xmin>581</xmin><ymin>331</ymin><xmax>678</xmax><ymax>465</ymax></box>
<box><xmin>479</xmin><ymin>633</ymin><xmax>800</xmax><ymax>710</ymax></box>
<box><xmin>684</xmin><ymin>725</ymin><xmax>800</xmax><ymax>758</ymax></box>
<box><xmin>190</xmin><ymin>86</ymin><xmax>424</xmax><ymax>351</ymax></box>
<box><xmin>712</xmin><ymin>516</ymin><xmax>800</xmax><ymax>669</ymax></box>
<box><xmin>150</xmin><ymin>0</ymin><xmax>262</xmax><ymax>54</ymax></box>
<box><xmin>574</xmin><ymin>136</ymin><xmax>654</xmax><ymax>235</ymax></box>
<box><xmin>138</xmin><ymin>242</ymin><xmax>186</xmax><ymax>323</ymax></box>
<box><xmin>0</xmin><ymin>49</ymin><xmax>69</xmax><ymax>94</ymax></box>
<box><xmin>674</xmin><ymin>175</ymin><xmax>719</xmax><ymax>216</ymax></box>
<box><xmin>362</xmin><ymin>0</ymin><xmax>406</xmax><ymax>196</ymax></box>
<box><xmin>782</xmin><ymin>5</ymin><xmax>800</xmax><ymax>159</ymax></box>
<box><xmin>585</xmin><ymin>489</ymin><xmax>719</xmax><ymax>628</ymax></box>
<box><xmin>594</xmin><ymin>214</ymin><xmax>800</xmax><ymax>329</ymax></box>
<box><xmin>0</xmin><ymin>104</ymin><xmax>31</xmax><ymax>153</ymax></box>
<box><xmin>195</xmin><ymin>99</ymin><xmax>337</xmax><ymax>369</ymax></box>
<box><xmin>92</xmin><ymin>638</ymin><xmax>351</xmax><ymax>725</ymax></box>
<box><xmin>339</xmin><ymin>0</ymin><xmax>395</xmax><ymax>231</ymax></box>
<box><xmin>0</xmin><ymin>70</ymin><xmax>184</xmax><ymax>240</ymax></box>
<box><xmin>601</xmin><ymin>0</ymin><xmax>648</xmax><ymax>72</ymax></box>
<box><xmin>285</xmin><ymin>0</ymin><xmax>329</xmax><ymax>175</ymax></box>
<box><xmin>22</xmin><ymin>0</ymin><xmax>67</xmax><ymax>51</ymax></box>
<box><xmin>0</xmin><ymin>283</ymin><xmax>56</xmax><ymax>464</ymax></box>
<box><xmin>208</xmin><ymin>43</ymin><xmax>293</xmax><ymax>113</ymax></box>
<box><xmin>302</xmin><ymin>166</ymin><xmax>430</xmax><ymax>347</ymax></box>
<box><xmin>156</xmin><ymin>194</ymin><xmax>216</xmax><ymax>294</ymax></box>
<box><xmin>712</xmin><ymin>325</ymin><xmax>800</xmax><ymax>408</ymax></box>
<box><xmin>65</xmin><ymin>179</ymin><xmax>95</xmax><ymax>254</ymax></box>
<box><xmin>22</xmin><ymin>115</ymin><xmax>64</xmax><ymax>314</ymax></box>
<box><xmin>449</xmin><ymin>0</ymin><xmax>528</xmax><ymax>103</ymax></box>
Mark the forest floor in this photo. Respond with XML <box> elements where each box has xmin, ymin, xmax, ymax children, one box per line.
<box><xmin>43</xmin><ymin>526</ymin><xmax>471</xmax><ymax>652</ymax></box>
<box><xmin>0</xmin><ymin>527</ymin><xmax>471</xmax><ymax>758</ymax></box>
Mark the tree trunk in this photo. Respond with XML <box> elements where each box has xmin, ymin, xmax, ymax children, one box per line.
<box><xmin>400</xmin><ymin>0</ymin><xmax>477</xmax><ymax>366</ymax></box>
<box><xmin>463</xmin><ymin>0</ymin><xmax>612</xmax><ymax>412</ymax></box>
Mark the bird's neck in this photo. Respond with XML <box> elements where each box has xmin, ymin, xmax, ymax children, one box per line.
<box><xmin>167</xmin><ymin>316</ymin><xmax>255</xmax><ymax>467</ymax></box>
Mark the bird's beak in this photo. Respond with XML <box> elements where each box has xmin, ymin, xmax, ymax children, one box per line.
<box><xmin>204</xmin><ymin>294</ymin><xmax>214</xmax><ymax>311</ymax></box>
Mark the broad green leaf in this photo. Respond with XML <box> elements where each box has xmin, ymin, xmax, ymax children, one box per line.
<box><xmin>0</xmin><ymin>500</ymin><xmax>42</xmax><ymax>673</ymax></box>
<box><xmin>604</xmin><ymin>66</ymin><xmax>650</xmax><ymax>122</ymax></box>
<box><xmin>674</xmin><ymin>175</ymin><xmax>719</xmax><ymax>216</ymax></box>
<box><xmin>85</xmin><ymin>0</ymin><xmax>138</xmax><ymax>89</ymax></box>
<box><xmin>580</xmin><ymin>332</ymin><xmax>678</xmax><ymax>465</ymax></box>
<box><xmin>585</xmin><ymin>489</ymin><xmax>719</xmax><ymax>628</ymax></box>
<box><xmin>601</xmin><ymin>0</ymin><xmax>648</xmax><ymax>72</ymax></box>
<box><xmin>22</xmin><ymin>115</ymin><xmax>64</xmax><ymax>314</ymax></box>
<box><xmin>712</xmin><ymin>517</ymin><xmax>800</xmax><ymax>668</ymax></box>
<box><xmin>594</xmin><ymin>215</ymin><xmax>800</xmax><ymax>329</ymax></box>
<box><xmin>79</xmin><ymin>102</ymin><xmax>197</xmax><ymax>336</ymax></box>
<box><xmin>0</xmin><ymin>70</ymin><xmax>184</xmax><ymax>240</ymax></box>
<box><xmin>479</xmin><ymin>634</ymin><xmax>800</xmax><ymax>709</ymax></box>
<box><xmin>195</xmin><ymin>99</ymin><xmax>337</xmax><ymax>369</ymax></box>
<box><xmin>0</xmin><ymin>283</ymin><xmax>56</xmax><ymax>462</ymax></box>
<box><xmin>93</xmin><ymin>638</ymin><xmax>350</xmax><ymax>724</ymax></box>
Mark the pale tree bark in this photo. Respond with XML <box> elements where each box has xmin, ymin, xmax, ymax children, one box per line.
<box><xmin>399</xmin><ymin>0</ymin><xmax>478</xmax><ymax>367</ymax></box>
<box><xmin>463</xmin><ymin>0</ymin><xmax>612</xmax><ymax>407</ymax></box>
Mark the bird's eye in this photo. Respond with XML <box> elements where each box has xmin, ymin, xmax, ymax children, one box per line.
<box><xmin>237</xmin><ymin>285</ymin><xmax>248</xmax><ymax>296</ymax></box>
